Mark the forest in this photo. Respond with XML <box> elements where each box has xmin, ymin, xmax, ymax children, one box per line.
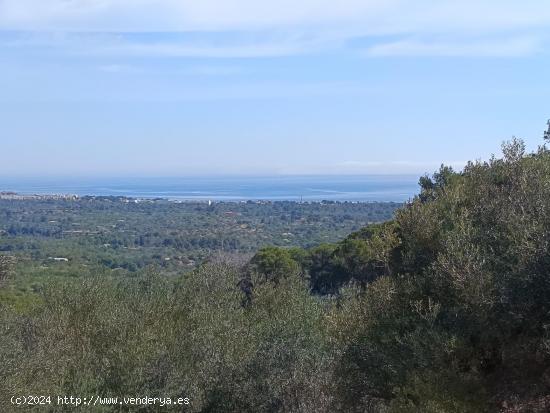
<box><xmin>1</xmin><ymin>137</ymin><xmax>550</xmax><ymax>412</ymax></box>
<box><xmin>0</xmin><ymin>199</ymin><xmax>398</xmax><ymax>279</ymax></box>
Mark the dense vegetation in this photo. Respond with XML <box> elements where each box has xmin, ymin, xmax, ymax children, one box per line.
<box><xmin>2</xmin><ymin>136</ymin><xmax>550</xmax><ymax>411</ymax></box>
<box><xmin>0</xmin><ymin>198</ymin><xmax>398</xmax><ymax>274</ymax></box>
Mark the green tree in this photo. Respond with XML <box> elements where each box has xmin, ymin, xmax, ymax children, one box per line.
<box><xmin>249</xmin><ymin>247</ymin><xmax>301</xmax><ymax>284</ymax></box>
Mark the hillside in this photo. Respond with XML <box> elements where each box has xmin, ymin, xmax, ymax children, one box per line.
<box><xmin>1</xmin><ymin>137</ymin><xmax>550</xmax><ymax>412</ymax></box>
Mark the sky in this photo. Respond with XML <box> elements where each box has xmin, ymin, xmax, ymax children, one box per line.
<box><xmin>1</xmin><ymin>0</ymin><xmax>550</xmax><ymax>177</ymax></box>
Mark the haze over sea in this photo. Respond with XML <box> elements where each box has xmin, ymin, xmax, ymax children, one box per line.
<box><xmin>0</xmin><ymin>176</ymin><xmax>419</xmax><ymax>202</ymax></box>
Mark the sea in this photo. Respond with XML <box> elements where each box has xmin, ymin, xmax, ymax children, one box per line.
<box><xmin>0</xmin><ymin>176</ymin><xmax>419</xmax><ymax>202</ymax></box>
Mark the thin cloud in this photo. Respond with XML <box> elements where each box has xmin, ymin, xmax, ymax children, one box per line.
<box><xmin>0</xmin><ymin>0</ymin><xmax>394</xmax><ymax>31</ymax></box>
<box><xmin>365</xmin><ymin>36</ymin><xmax>542</xmax><ymax>58</ymax></box>
<box><xmin>97</xmin><ymin>63</ymin><xmax>245</xmax><ymax>76</ymax></box>
<box><xmin>0</xmin><ymin>1</ymin><xmax>549</xmax><ymax>58</ymax></box>
<box><xmin>1</xmin><ymin>0</ymin><xmax>550</xmax><ymax>33</ymax></box>
<box><xmin>97</xmin><ymin>40</ymin><xmax>309</xmax><ymax>58</ymax></box>
<box><xmin>180</xmin><ymin>65</ymin><xmax>245</xmax><ymax>76</ymax></box>
<box><xmin>0</xmin><ymin>31</ymin><xmax>333</xmax><ymax>58</ymax></box>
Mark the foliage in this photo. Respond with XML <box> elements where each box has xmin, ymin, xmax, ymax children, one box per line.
<box><xmin>248</xmin><ymin>136</ymin><xmax>550</xmax><ymax>411</ymax></box>
<box><xmin>0</xmin><ymin>199</ymin><xmax>400</xmax><ymax>277</ymax></box>
<box><xmin>0</xmin><ymin>255</ymin><xmax>14</xmax><ymax>287</ymax></box>
<box><xmin>0</xmin><ymin>262</ymin><xmax>335</xmax><ymax>412</ymax></box>
<box><xmin>3</xmin><ymin>133</ymin><xmax>550</xmax><ymax>411</ymax></box>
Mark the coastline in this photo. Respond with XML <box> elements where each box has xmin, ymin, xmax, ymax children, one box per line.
<box><xmin>0</xmin><ymin>191</ymin><xmax>404</xmax><ymax>204</ymax></box>
<box><xmin>0</xmin><ymin>175</ymin><xmax>419</xmax><ymax>203</ymax></box>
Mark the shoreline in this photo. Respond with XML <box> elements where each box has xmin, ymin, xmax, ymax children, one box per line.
<box><xmin>0</xmin><ymin>191</ymin><xmax>404</xmax><ymax>204</ymax></box>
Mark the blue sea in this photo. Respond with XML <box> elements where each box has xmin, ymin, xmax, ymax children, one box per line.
<box><xmin>0</xmin><ymin>176</ymin><xmax>419</xmax><ymax>202</ymax></box>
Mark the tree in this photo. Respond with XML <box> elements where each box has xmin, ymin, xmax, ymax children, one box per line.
<box><xmin>249</xmin><ymin>247</ymin><xmax>300</xmax><ymax>284</ymax></box>
<box><xmin>0</xmin><ymin>255</ymin><xmax>14</xmax><ymax>287</ymax></box>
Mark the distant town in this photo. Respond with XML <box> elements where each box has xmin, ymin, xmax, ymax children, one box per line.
<box><xmin>0</xmin><ymin>191</ymin><xmax>380</xmax><ymax>205</ymax></box>
<box><xmin>0</xmin><ymin>191</ymin><xmax>79</xmax><ymax>201</ymax></box>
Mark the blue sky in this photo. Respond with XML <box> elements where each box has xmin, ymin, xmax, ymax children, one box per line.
<box><xmin>1</xmin><ymin>0</ymin><xmax>549</xmax><ymax>177</ymax></box>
